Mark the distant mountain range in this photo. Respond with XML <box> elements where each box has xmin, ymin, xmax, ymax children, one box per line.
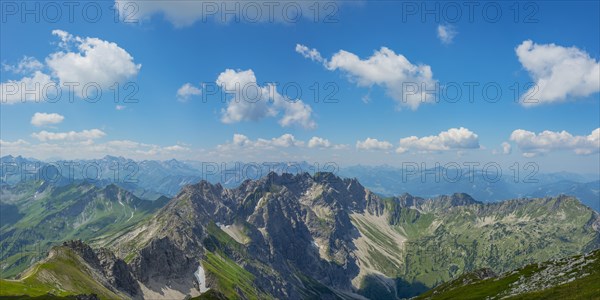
<box><xmin>1</xmin><ymin>172</ymin><xmax>599</xmax><ymax>299</ymax></box>
<box><xmin>2</xmin><ymin>155</ymin><xmax>599</xmax><ymax>211</ymax></box>
<box><xmin>338</xmin><ymin>165</ymin><xmax>600</xmax><ymax>212</ymax></box>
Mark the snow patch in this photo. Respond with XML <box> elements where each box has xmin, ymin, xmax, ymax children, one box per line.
<box><xmin>194</xmin><ymin>264</ymin><xmax>209</xmax><ymax>293</ymax></box>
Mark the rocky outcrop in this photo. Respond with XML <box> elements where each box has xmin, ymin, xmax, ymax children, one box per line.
<box><xmin>63</xmin><ymin>240</ymin><xmax>141</xmax><ymax>298</ymax></box>
<box><xmin>96</xmin><ymin>248</ymin><xmax>141</xmax><ymax>297</ymax></box>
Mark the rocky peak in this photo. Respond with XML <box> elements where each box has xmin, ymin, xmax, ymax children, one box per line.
<box><xmin>427</xmin><ymin>193</ymin><xmax>481</xmax><ymax>210</ymax></box>
<box><xmin>63</xmin><ymin>240</ymin><xmax>101</xmax><ymax>268</ymax></box>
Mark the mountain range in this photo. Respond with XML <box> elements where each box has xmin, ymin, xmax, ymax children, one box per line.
<box><xmin>2</xmin><ymin>156</ymin><xmax>599</xmax><ymax>211</ymax></box>
<box><xmin>1</xmin><ymin>171</ymin><xmax>599</xmax><ymax>299</ymax></box>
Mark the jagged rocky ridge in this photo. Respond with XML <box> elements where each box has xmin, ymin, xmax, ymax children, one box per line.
<box><xmin>96</xmin><ymin>172</ymin><xmax>600</xmax><ymax>299</ymax></box>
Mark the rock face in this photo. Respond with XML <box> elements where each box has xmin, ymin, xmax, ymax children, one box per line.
<box><xmin>63</xmin><ymin>240</ymin><xmax>141</xmax><ymax>298</ymax></box>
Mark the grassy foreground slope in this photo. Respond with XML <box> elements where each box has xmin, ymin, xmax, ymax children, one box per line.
<box><xmin>0</xmin><ymin>246</ymin><xmax>122</xmax><ymax>299</ymax></box>
<box><xmin>0</xmin><ymin>181</ymin><xmax>168</xmax><ymax>278</ymax></box>
<box><xmin>415</xmin><ymin>248</ymin><xmax>600</xmax><ymax>300</ymax></box>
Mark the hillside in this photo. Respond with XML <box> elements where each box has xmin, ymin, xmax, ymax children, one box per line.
<box><xmin>0</xmin><ymin>242</ymin><xmax>127</xmax><ymax>299</ymax></box>
<box><xmin>415</xmin><ymin>248</ymin><xmax>600</xmax><ymax>299</ymax></box>
<box><xmin>0</xmin><ymin>181</ymin><xmax>168</xmax><ymax>278</ymax></box>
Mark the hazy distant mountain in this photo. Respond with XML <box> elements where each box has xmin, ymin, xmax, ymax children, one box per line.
<box><xmin>525</xmin><ymin>180</ymin><xmax>600</xmax><ymax>211</ymax></box>
<box><xmin>3</xmin><ymin>156</ymin><xmax>599</xmax><ymax>212</ymax></box>
<box><xmin>0</xmin><ymin>155</ymin><xmax>202</xmax><ymax>200</ymax></box>
<box><xmin>338</xmin><ymin>165</ymin><xmax>600</xmax><ymax>211</ymax></box>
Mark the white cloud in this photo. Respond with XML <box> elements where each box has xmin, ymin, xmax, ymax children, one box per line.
<box><xmin>176</xmin><ymin>83</ymin><xmax>201</xmax><ymax>102</ymax></box>
<box><xmin>31</xmin><ymin>129</ymin><xmax>106</xmax><ymax>142</ymax></box>
<box><xmin>356</xmin><ymin>138</ymin><xmax>393</xmax><ymax>151</ymax></box>
<box><xmin>219</xmin><ymin>133</ymin><xmax>304</xmax><ymax>151</ymax></box>
<box><xmin>164</xmin><ymin>144</ymin><xmax>191</xmax><ymax>152</ymax></box>
<box><xmin>1</xmin><ymin>138</ymin><xmax>196</xmax><ymax>160</ymax></box>
<box><xmin>217</xmin><ymin>69</ymin><xmax>274</xmax><ymax>122</ymax></box>
<box><xmin>269</xmin><ymin>134</ymin><xmax>304</xmax><ymax>147</ymax></box>
<box><xmin>437</xmin><ymin>25</ymin><xmax>457</xmax><ymax>44</ymax></box>
<box><xmin>2</xmin><ymin>31</ymin><xmax>139</xmax><ymax>104</ymax></box>
<box><xmin>217</xmin><ymin>134</ymin><xmax>349</xmax><ymax>156</ymax></box>
<box><xmin>510</xmin><ymin>128</ymin><xmax>600</xmax><ymax>156</ymax></box>
<box><xmin>216</xmin><ymin>69</ymin><xmax>316</xmax><ymax>129</ymax></box>
<box><xmin>515</xmin><ymin>40</ymin><xmax>600</xmax><ymax>106</ymax></box>
<box><xmin>308</xmin><ymin>137</ymin><xmax>332</xmax><ymax>148</ymax></box>
<box><xmin>396</xmin><ymin>127</ymin><xmax>480</xmax><ymax>153</ymax></box>
<box><xmin>46</xmin><ymin>30</ymin><xmax>141</xmax><ymax>97</ymax></box>
<box><xmin>501</xmin><ymin>142</ymin><xmax>512</xmax><ymax>155</ymax></box>
<box><xmin>31</xmin><ymin>112</ymin><xmax>65</xmax><ymax>127</ymax></box>
<box><xmin>295</xmin><ymin>44</ymin><xmax>325</xmax><ymax>64</ymax></box>
<box><xmin>115</xmin><ymin>105</ymin><xmax>126</xmax><ymax>110</ymax></box>
<box><xmin>297</xmin><ymin>45</ymin><xmax>437</xmax><ymax>110</ymax></box>
<box><xmin>1</xmin><ymin>71</ymin><xmax>54</xmax><ymax>104</ymax></box>
<box><xmin>3</xmin><ymin>56</ymin><xmax>44</xmax><ymax>74</ymax></box>
<box><xmin>0</xmin><ymin>139</ymin><xmax>29</xmax><ymax>147</ymax></box>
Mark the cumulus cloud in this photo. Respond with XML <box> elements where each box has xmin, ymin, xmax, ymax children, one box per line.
<box><xmin>501</xmin><ymin>142</ymin><xmax>512</xmax><ymax>155</ymax></box>
<box><xmin>3</xmin><ymin>56</ymin><xmax>44</xmax><ymax>74</ymax></box>
<box><xmin>307</xmin><ymin>137</ymin><xmax>332</xmax><ymax>148</ymax></box>
<box><xmin>163</xmin><ymin>144</ymin><xmax>191</xmax><ymax>152</ymax></box>
<box><xmin>356</xmin><ymin>138</ymin><xmax>393</xmax><ymax>151</ymax></box>
<box><xmin>176</xmin><ymin>83</ymin><xmax>201</xmax><ymax>102</ymax></box>
<box><xmin>297</xmin><ymin>44</ymin><xmax>437</xmax><ymax>110</ymax></box>
<box><xmin>219</xmin><ymin>133</ymin><xmax>304</xmax><ymax>151</ymax></box>
<box><xmin>1</xmin><ymin>138</ymin><xmax>194</xmax><ymax>160</ymax></box>
<box><xmin>396</xmin><ymin>127</ymin><xmax>480</xmax><ymax>153</ymax></box>
<box><xmin>295</xmin><ymin>44</ymin><xmax>325</xmax><ymax>64</ymax></box>
<box><xmin>218</xmin><ymin>134</ymin><xmax>348</xmax><ymax>153</ymax></box>
<box><xmin>2</xmin><ymin>30</ymin><xmax>141</xmax><ymax>104</ymax></box>
<box><xmin>46</xmin><ymin>30</ymin><xmax>141</xmax><ymax>97</ymax></box>
<box><xmin>510</xmin><ymin>128</ymin><xmax>600</xmax><ymax>156</ymax></box>
<box><xmin>31</xmin><ymin>112</ymin><xmax>65</xmax><ymax>127</ymax></box>
<box><xmin>216</xmin><ymin>69</ymin><xmax>316</xmax><ymax>129</ymax></box>
<box><xmin>515</xmin><ymin>40</ymin><xmax>600</xmax><ymax>106</ymax></box>
<box><xmin>437</xmin><ymin>25</ymin><xmax>457</xmax><ymax>44</ymax></box>
<box><xmin>31</xmin><ymin>129</ymin><xmax>106</xmax><ymax>142</ymax></box>
<box><xmin>0</xmin><ymin>139</ymin><xmax>29</xmax><ymax>147</ymax></box>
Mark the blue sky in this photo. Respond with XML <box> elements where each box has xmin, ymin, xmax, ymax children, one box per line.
<box><xmin>1</xmin><ymin>1</ymin><xmax>599</xmax><ymax>173</ymax></box>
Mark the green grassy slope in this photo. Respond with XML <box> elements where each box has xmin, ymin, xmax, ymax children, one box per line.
<box><xmin>0</xmin><ymin>182</ymin><xmax>167</xmax><ymax>278</ymax></box>
<box><xmin>0</xmin><ymin>246</ymin><xmax>122</xmax><ymax>299</ymax></box>
<box><xmin>415</xmin><ymin>248</ymin><xmax>600</xmax><ymax>300</ymax></box>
